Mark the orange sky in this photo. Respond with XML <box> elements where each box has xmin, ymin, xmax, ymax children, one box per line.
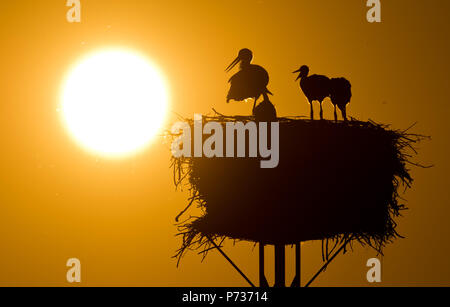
<box><xmin>0</xmin><ymin>0</ymin><xmax>449</xmax><ymax>286</ymax></box>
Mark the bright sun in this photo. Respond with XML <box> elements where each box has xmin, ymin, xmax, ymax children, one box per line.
<box><xmin>61</xmin><ymin>48</ymin><xmax>169</xmax><ymax>158</ymax></box>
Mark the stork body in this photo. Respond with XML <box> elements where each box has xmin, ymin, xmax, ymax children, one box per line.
<box><xmin>293</xmin><ymin>65</ymin><xmax>331</xmax><ymax>120</ymax></box>
<box><xmin>226</xmin><ymin>49</ymin><xmax>272</xmax><ymax>113</ymax></box>
<box><xmin>330</xmin><ymin>77</ymin><xmax>352</xmax><ymax>121</ymax></box>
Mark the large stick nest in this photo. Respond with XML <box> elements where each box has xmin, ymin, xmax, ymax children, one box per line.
<box><xmin>169</xmin><ymin>114</ymin><xmax>429</xmax><ymax>264</ymax></box>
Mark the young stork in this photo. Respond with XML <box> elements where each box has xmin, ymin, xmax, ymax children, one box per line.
<box><xmin>226</xmin><ymin>49</ymin><xmax>272</xmax><ymax>113</ymax></box>
<box><xmin>330</xmin><ymin>77</ymin><xmax>352</xmax><ymax>121</ymax></box>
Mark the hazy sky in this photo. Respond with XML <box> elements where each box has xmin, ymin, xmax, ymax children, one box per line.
<box><xmin>0</xmin><ymin>0</ymin><xmax>449</xmax><ymax>286</ymax></box>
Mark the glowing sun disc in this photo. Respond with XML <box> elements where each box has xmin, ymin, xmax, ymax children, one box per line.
<box><xmin>61</xmin><ymin>48</ymin><xmax>169</xmax><ymax>157</ymax></box>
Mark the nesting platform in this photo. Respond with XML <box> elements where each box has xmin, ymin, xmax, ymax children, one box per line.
<box><xmin>171</xmin><ymin>115</ymin><xmax>424</xmax><ymax>261</ymax></box>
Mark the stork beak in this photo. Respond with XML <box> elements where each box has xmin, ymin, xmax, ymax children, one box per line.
<box><xmin>293</xmin><ymin>69</ymin><xmax>301</xmax><ymax>81</ymax></box>
<box><xmin>225</xmin><ymin>56</ymin><xmax>241</xmax><ymax>72</ymax></box>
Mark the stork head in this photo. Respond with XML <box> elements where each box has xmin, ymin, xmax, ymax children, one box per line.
<box><xmin>293</xmin><ymin>65</ymin><xmax>309</xmax><ymax>81</ymax></box>
<box><xmin>225</xmin><ymin>48</ymin><xmax>253</xmax><ymax>72</ymax></box>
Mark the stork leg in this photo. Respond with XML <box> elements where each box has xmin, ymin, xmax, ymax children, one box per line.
<box><xmin>252</xmin><ymin>96</ymin><xmax>259</xmax><ymax>114</ymax></box>
<box><xmin>340</xmin><ymin>106</ymin><xmax>347</xmax><ymax>121</ymax></box>
<box><xmin>309</xmin><ymin>100</ymin><xmax>314</xmax><ymax>120</ymax></box>
<box><xmin>334</xmin><ymin>105</ymin><xmax>338</xmax><ymax>122</ymax></box>
<box><xmin>319</xmin><ymin>102</ymin><xmax>324</xmax><ymax>120</ymax></box>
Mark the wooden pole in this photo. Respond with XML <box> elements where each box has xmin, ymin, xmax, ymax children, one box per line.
<box><xmin>305</xmin><ymin>237</ymin><xmax>352</xmax><ymax>287</ymax></box>
<box><xmin>274</xmin><ymin>244</ymin><xmax>285</xmax><ymax>287</ymax></box>
<box><xmin>259</xmin><ymin>243</ymin><xmax>269</xmax><ymax>287</ymax></box>
<box><xmin>290</xmin><ymin>243</ymin><xmax>301</xmax><ymax>287</ymax></box>
<box><xmin>205</xmin><ymin>235</ymin><xmax>256</xmax><ymax>287</ymax></box>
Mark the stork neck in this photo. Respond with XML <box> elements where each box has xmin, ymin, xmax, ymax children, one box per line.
<box><xmin>240</xmin><ymin>61</ymin><xmax>251</xmax><ymax>69</ymax></box>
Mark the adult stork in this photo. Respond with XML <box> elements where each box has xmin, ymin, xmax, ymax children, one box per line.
<box><xmin>226</xmin><ymin>48</ymin><xmax>272</xmax><ymax>113</ymax></box>
<box><xmin>293</xmin><ymin>65</ymin><xmax>331</xmax><ymax>120</ymax></box>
